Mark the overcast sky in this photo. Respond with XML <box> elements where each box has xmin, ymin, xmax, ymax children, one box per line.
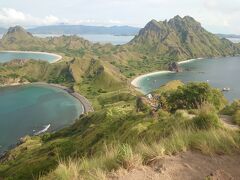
<box><xmin>0</xmin><ymin>0</ymin><xmax>240</xmax><ymax>34</ymax></box>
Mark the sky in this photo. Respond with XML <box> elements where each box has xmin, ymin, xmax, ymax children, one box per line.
<box><xmin>0</xmin><ymin>0</ymin><xmax>240</xmax><ymax>34</ymax></box>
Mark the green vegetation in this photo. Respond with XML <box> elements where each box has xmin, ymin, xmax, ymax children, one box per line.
<box><xmin>233</xmin><ymin>110</ymin><xmax>240</xmax><ymax>126</ymax></box>
<box><xmin>1</xmin><ymin>16</ymin><xmax>240</xmax><ymax>179</ymax></box>
<box><xmin>1</xmin><ymin>15</ymin><xmax>240</xmax><ymax>86</ymax></box>
<box><xmin>222</xmin><ymin>100</ymin><xmax>240</xmax><ymax>126</ymax></box>
<box><xmin>1</xmin><ymin>82</ymin><xmax>239</xmax><ymax>180</ymax></box>
<box><xmin>157</xmin><ymin>82</ymin><xmax>227</xmax><ymax>112</ymax></box>
<box><xmin>222</xmin><ymin>100</ymin><xmax>240</xmax><ymax>116</ymax></box>
<box><xmin>193</xmin><ymin>108</ymin><xmax>220</xmax><ymax>130</ymax></box>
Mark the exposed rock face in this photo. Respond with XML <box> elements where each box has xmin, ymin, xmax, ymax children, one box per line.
<box><xmin>168</xmin><ymin>62</ymin><xmax>181</xmax><ymax>72</ymax></box>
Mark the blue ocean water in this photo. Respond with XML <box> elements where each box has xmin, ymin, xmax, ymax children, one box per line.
<box><xmin>0</xmin><ymin>84</ymin><xmax>83</xmax><ymax>153</ymax></box>
<box><xmin>137</xmin><ymin>57</ymin><xmax>240</xmax><ymax>102</ymax></box>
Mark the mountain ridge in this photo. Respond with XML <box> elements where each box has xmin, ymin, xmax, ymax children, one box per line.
<box><xmin>1</xmin><ymin>16</ymin><xmax>240</xmax><ymax>78</ymax></box>
<box><xmin>128</xmin><ymin>15</ymin><xmax>240</xmax><ymax>60</ymax></box>
<box><xmin>1</xmin><ymin>15</ymin><xmax>240</xmax><ymax>180</ymax></box>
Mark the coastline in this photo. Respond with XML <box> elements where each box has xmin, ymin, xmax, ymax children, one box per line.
<box><xmin>0</xmin><ymin>82</ymin><xmax>93</xmax><ymax>157</ymax></box>
<box><xmin>131</xmin><ymin>71</ymin><xmax>173</xmax><ymax>88</ymax></box>
<box><xmin>0</xmin><ymin>82</ymin><xmax>94</xmax><ymax>114</ymax></box>
<box><xmin>0</xmin><ymin>50</ymin><xmax>62</xmax><ymax>63</ymax></box>
<box><xmin>32</xmin><ymin>82</ymin><xmax>94</xmax><ymax>114</ymax></box>
<box><xmin>177</xmin><ymin>57</ymin><xmax>203</xmax><ymax>64</ymax></box>
<box><xmin>0</xmin><ymin>82</ymin><xmax>30</xmax><ymax>88</ymax></box>
<box><xmin>131</xmin><ymin>57</ymin><xmax>203</xmax><ymax>92</ymax></box>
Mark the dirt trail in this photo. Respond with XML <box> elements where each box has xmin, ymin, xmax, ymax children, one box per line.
<box><xmin>110</xmin><ymin>151</ymin><xmax>240</xmax><ymax>180</ymax></box>
<box><xmin>188</xmin><ymin>114</ymin><xmax>239</xmax><ymax>131</ymax></box>
<box><xmin>220</xmin><ymin>115</ymin><xmax>239</xmax><ymax>130</ymax></box>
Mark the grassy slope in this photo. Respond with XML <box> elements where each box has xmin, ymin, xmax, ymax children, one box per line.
<box><xmin>1</xmin><ymin>82</ymin><xmax>240</xmax><ymax>180</ymax></box>
<box><xmin>1</xmin><ymin>18</ymin><xmax>240</xmax><ymax>179</ymax></box>
<box><xmin>0</xmin><ymin>29</ymin><xmax>127</xmax><ymax>103</ymax></box>
<box><xmin>2</xmin><ymin>16</ymin><xmax>240</xmax><ymax>85</ymax></box>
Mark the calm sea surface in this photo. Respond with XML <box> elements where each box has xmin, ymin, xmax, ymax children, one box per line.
<box><xmin>0</xmin><ymin>51</ymin><xmax>59</xmax><ymax>63</ymax></box>
<box><xmin>137</xmin><ymin>57</ymin><xmax>240</xmax><ymax>102</ymax></box>
<box><xmin>0</xmin><ymin>84</ymin><xmax>83</xmax><ymax>153</ymax></box>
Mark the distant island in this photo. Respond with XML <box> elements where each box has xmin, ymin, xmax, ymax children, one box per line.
<box><xmin>0</xmin><ymin>27</ymin><xmax>6</xmax><ymax>34</ymax></box>
<box><xmin>1</xmin><ymin>15</ymin><xmax>240</xmax><ymax>180</ymax></box>
<box><xmin>217</xmin><ymin>33</ymin><xmax>240</xmax><ymax>39</ymax></box>
<box><xmin>2</xmin><ymin>24</ymin><xmax>240</xmax><ymax>41</ymax></box>
<box><xmin>0</xmin><ymin>25</ymin><xmax>140</xmax><ymax>36</ymax></box>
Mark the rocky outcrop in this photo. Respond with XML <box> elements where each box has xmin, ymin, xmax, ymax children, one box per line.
<box><xmin>168</xmin><ymin>62</ymin><xmax>181</xmax><ymax>72</ymax></box>
<box><xmin>0</xmin><ymin>76</ymin><xmax>29</xmax><ymax>87</ymax></box>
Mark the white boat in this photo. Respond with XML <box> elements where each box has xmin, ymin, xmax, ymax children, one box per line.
<box><xmin>222</xmin><ymin>88</ymin><xmax>231</xmax><ymax>92</ymax></box>
<box><xmin>34</xmin><ymin>124</ymin><xmax>51</xmax><ymax>135</ymax></box>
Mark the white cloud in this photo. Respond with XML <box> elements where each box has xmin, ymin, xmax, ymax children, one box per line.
<box><xmin>0</xmin><ymin>8</ymin><xmax>60</xmax><ymax>27</ymax></box>
<box><xmin>0</xmin><ymin>8</ymin><xmax>124</xmax><ymax>27</ymax></box>
<box><xmin>2</xmin><ymin>1</ymin><xmax>240</xmax><ymax>33</ymax></box>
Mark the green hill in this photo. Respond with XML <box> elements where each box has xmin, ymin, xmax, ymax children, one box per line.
<box><xmin>0</xmin><ymin>26</ymin><xmax>92</xmax><ymax>53</ymax></box>
<box><xmin>129</xmin><ymin>16</ymin><xmax>240</xmax><ymax>60</ymax></box>
<box><xmin>0</xmin><ymin>26</ymin><xmax>127</xmax><ymax>99</ymax></box>
<box><xmin>1</xmin><ymin>82</ymin><xmax>239</xmax><ymax>179</ymax></box>
<box><xmin>1</xmin><ymin>16</ymin><xmax>240</xmax><ymax>179</ymax></box>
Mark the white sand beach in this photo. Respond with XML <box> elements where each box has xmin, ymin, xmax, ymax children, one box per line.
<box><xmin>177</xmin><ymin>58</ymin><xmax>203</xmax><ymax>64</ymax></box>
<box><xmin>0</xmin><ymin>50</ymin><xmax>62</xmax><ymax>63</ymax></box>
<box><xmin>131</xmin><ymin>71</ymin><xmax>173</xmax><ymax>88</ymax></box>
<box><xmin>131</xmin><ymin>57</ymin><xmax>204</xmax><ymax>91</ymax></box>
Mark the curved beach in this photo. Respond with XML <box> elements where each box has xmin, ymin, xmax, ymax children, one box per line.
<box><xmin>177</xmin><ymin>57</ymin><xmax>203</xmax><ymax>64</ymax></box>
<box><xmin>32</xmin><ymin>82</ymin><xmax>94</xmax><ymax>114</ymax></box>
<box><xmin>131</xmin><ymin>71</ymin><xmax>173</xmax><ymax>88</ymax></box>
<box><xmin>0</xmin><ymin>82</ymin><xmax>93</xmax><ymax>114</ymax></box>
<box><xmin>131</xmin><ymin>58</ymin><xmax>203</xmax><ymax>91</ymax></box>
<box><xmin>0</xmin><ymin>50</ymin><xmax>62</xmax><ymax>63</ymax></box>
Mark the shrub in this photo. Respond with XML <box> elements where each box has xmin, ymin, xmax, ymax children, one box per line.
<box><xmin>41</xmin><ymin>133</ymin><xmax>52</xmax><ymax>142</ymax></box>
<box><xmin>221</xmin><ymin>100</ymin><xmax>240</xmax><ymax>116</ymax></box>
<box><xmin>233</xmin><ymin>110</ymin><xmax>240</xmax><ymax>126</ymax></box>
<box><xmin>160</xmin><ymin>82</ymin><xmax>227</xmax><ymax>112</ymax></box>
<box><xmin>193</xmin><ymin>110</ymin><xmax>220</xmax><ymax>130</ymax></box>
<box><xmin>158</xmin><ymin>109</ymin><xmax>170</xmax><ymax>119</ymax></box>
<box><xmin>136</xmin><ymin>97</ymin><xmax>151</xmax><ymax>112</ymax></box>
<box><xmin>175</xmin><ymin>110</ymin><xmax>191</xmax><ymax>119</ymax></box>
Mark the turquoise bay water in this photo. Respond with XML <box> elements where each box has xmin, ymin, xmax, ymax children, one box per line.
<box><xmin>0</xmin><ymin>51</ymin><xmax>60</xmax><ymax>63</ymax></box>
<box><xmin>0</xmin><ymin>84</ymin><xmax>83</xmax><ymax>153</ymax></box>
<box><xmin>137</xmin><ymin>57</ymin><xmax>240</xmax><ymax>101</ymax></box>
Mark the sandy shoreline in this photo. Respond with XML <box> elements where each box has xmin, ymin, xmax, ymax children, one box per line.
<box><xmin>0</xmin><ymin>50</ymin><xmax>62</xmax><ymax>63</ymax></box>
<box><xmin>32</xmin><ymin>82</ymin><xmax>94</xmax><ymax>114</ymax></box>
<box><xmin>131</xmin><ymin>71</ymin><xmax>173</xmax><ymax>88</ymax></box>
<box><xmin>131</xmin><ymin>57</ymin><xmax>203</xmax><ymax>91</ymax></box>
<box><xmin>177</xmin><ymin>57</ymin><xmax>203</xmax><ymax>64</ymax></box>
<box><xmin>0</xmin><ymin>82</ymin><xmax>94</xmax><ymax>114</ymax></box>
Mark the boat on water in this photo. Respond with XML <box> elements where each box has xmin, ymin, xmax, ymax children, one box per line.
<box><xmin>222</xmin><ymin>87</ymin><xmax>231</xmax><ymax>92</ymax></box>
<box><xmin>34</xmin><ymin>124</ymin><xmax>51</xmax><ymax>135</ymax></box>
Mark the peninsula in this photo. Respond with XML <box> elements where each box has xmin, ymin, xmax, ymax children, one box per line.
<box><xmin>1</xmin><ymin>16</ymin><xmax>240</xmax><ymax>180</ymax></box>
